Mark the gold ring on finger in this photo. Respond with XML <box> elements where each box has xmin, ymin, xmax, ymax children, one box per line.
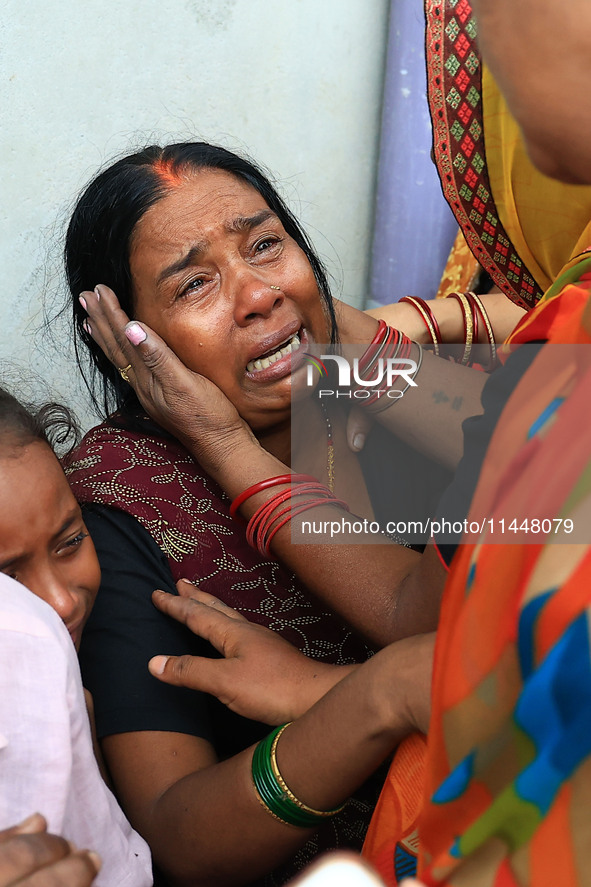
<box><xmin>119</xmin><ymin>364</ymin><xmax>132</xmax><ymax>383</ymax></box>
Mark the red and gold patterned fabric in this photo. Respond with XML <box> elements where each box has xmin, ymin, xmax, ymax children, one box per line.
<box><xmin>507</xmin><ymin>254</ymin><xmax>591</xmax><ymax>346</ymax></box>
<box><xmin>426</xmin><ymin>0</ymin><xmax>591</xmax><ymax>310</ymax></box>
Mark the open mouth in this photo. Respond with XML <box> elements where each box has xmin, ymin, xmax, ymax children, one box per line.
<box><xmin>246</xmin><ymin>331</ymin><xmax>301</xmax><ymax>373</ymax></box>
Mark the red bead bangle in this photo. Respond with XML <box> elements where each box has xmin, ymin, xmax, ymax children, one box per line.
<box><xmin>230</xmin><ymin>474</ymin><xmax>320</xmax><ymax>521</ymax></box>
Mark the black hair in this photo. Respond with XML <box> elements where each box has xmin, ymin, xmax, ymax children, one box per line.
<box><xmin>0</xmin><ymin>387</ymin><xmax>79</xmax><ymax>457</ymax></box>
<box><xmin>65</xmin><ymin>142</ymin><xmax>338</xmax><ymax>418</ymax></box>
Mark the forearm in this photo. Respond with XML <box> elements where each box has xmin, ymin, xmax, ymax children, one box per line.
<box><xmin>337</xmin><ymin>299</ymin><xmax>489</xmax><ymax>469</ymax></box>
<box><xmin>178</xmin><ymin>436</ymin><xmax>419</xmax><ymax>646</ymax></box>
<box><xmin>365</xmin><ymin>345</ymin><xmax>485</xmax><ymax>469</ymax></box>
<box><xmin>275</xmin><ymin>632</ymin><xmax>433</xmax><ymax>805</ymax></box>
<box><xmin>137</xmin><ymin>636</ymin><xmax>431</xmax><ymax>887</ymax></box>
<box><xmin>366</xmin><ymin>291</ymin><xmax>525</xmax><ymax>345</ymax></box>
<box><xmin>143</xmin><ymin>746</ymin><xmax>312</xmax><ymax>887</ymax></box>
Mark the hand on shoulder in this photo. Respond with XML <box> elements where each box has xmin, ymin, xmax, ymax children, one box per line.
<box><xmin>149</xmin><ymin>580</ymin><xmax>355</xmax><ymax>724</ymax></box>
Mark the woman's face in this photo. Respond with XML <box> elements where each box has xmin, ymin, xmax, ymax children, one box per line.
<box><xmin>129</xmin><ymin>168</ymin><xmax>329</xmax><ymax>430</ymax></box>
<box><xmin>0</xmin><ymin>440</ymin><xmax>101</xmax><ymax>650</ymax></box>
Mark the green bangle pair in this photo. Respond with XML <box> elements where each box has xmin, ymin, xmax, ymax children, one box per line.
<box><xmin>251</xmin><ymin>724</ymin><xmax>345</xmax><ymax>828</ymax></box>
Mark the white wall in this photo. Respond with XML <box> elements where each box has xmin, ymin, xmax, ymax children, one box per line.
<box><xmin>0</xmin><ymin>0</ymin><xmax>389</xmax><ymax>428</ymax></box>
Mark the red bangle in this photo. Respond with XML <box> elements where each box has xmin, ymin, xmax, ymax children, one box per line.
<box><xmin>363</xmin><ymin>333</ymin><xmax>412</xmax><ymax>405</ymax></box>
<box><xmin>356</xmin><ymin>326</ymin><xmax>402</xmax><ymax>394</ymax></box>
<box><xmin>358</xmin><ymin>320</ymin><xmax>393</xmax><ymax>373</ymax></box>
<box><xmin>464</xmin><ymin>292</ymin><xmax>480</xmax><ymax>347</ymax></box>
<box><xmin>245</xmin><ymin>483</ymin><xmax>332</xmax><ymax>551</ymax></box>
<box><xmin>370</xmin><ymin>319</ymin><xmax>388</xmax><ymax>345</ymax></box>
<box><xmin>399</xmin><ymin>296</ymin><xmax>442</xmax><ymax>349</ymax></box>
<box><xmin>245</xmin><ymin>483</ymin><xmax>340</xmax><ymax>556</ymax></box>
<box><xmin>230</xmin><ymin>474</ymin><xmax>319</xmax><ymax>520</ymax></box>
<box><xmin>446</xmin><ymin>292</ymin><xmax>468</xmax><ymax>344</ymax></box>
<box><xmin>264</xmin><ymin>497</ymin><xmax>350</xmax><ymax>557</ymax></box>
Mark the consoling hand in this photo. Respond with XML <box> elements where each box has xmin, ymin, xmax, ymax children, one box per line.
<box><xmin>149</xmin><ymin>580</ymin><xmax>354</xmax><ymax>724</ymax></box>
<box><xmin>0</xmin><ymin>814</ymin><xmax>100</xmax><ymax>886</ymax></box>
<box><xmin>79</xmin><ymin>284</ymin><xmax>255</xmax><ymax>473</ymax></box>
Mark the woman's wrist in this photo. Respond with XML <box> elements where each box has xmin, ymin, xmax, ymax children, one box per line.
<box><xmin>268</xmin><ymin>640</ymin><xmax>430</xmax><ymax>816</ymax></box>
<box><xmin>291</xmin><ymin>663</ymin><xmax>357</xmax><ymax>719</ymax></box>
<box><xmin>335</xmin><ymin>300</ymin><xmax>381</xmax><ymax>345</ymax></box>
<box><xmin>183</xmin><ymin>424</ymin><xmax>267</xmax><ymax>488</ymax></box>
<box><xmin>365</xmin><ymin>302</ymin><xmax>435</xmax><ymax>344</ymax></box>
<box><xmin>381</xmin><ymin>633</ymin><xmax>435</xmax><ymax>736</ymax></box>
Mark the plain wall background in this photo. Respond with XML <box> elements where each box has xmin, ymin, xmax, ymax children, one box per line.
<box><xmin>0</xmin><ymin>0</ymin><xmax>390</xmax><ymax>429</ymax></box>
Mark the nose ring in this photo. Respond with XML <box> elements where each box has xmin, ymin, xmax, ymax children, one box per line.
<box><xmin>270</xmin><ymin>285</ymin><xmax>282</xmax><ymax>291</ymax></box>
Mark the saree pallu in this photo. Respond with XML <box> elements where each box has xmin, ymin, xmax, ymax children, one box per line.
<box><xmin>425</xmin><ymin>0</ymin><xmax>591</xmax><ymax>310</ymax></box>
<box><xmin>363</xmin><ymin>276</ymin><xmax>591</xmax><ymax>885</ymax></box>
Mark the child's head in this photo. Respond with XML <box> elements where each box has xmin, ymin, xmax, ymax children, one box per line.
<box><xmin>0</xmin><ymin>387</ymin><xmax>100</xmax><ymax>649</ymax></box>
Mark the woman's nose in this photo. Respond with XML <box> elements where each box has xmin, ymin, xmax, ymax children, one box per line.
<box><xmin>233</xmin><ymin>270</ymin><xmax>284</xmax><ymax>325</ymax></box>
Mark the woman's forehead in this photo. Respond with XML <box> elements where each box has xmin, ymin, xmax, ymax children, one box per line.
<box><xmin>130</xmin><ymin>169</ymin><xmax>278</xmax><ymax>274</ymax></box>
<box><xmin>140</xmin><ymin>168</ymin><xmax>271</xmax><ymax>236</ymax></box>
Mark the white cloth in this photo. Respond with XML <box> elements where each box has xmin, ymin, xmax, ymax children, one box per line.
<box><xmin>0</xmin><ymin>575</ymin><xmax>153</xmax><ymax>886</ymax></box>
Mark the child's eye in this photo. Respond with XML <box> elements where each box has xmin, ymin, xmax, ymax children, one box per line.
<box><xmin>57</xmin><ymin>531</ymin><xmax>89</xmax><ymax>555</ymax></box>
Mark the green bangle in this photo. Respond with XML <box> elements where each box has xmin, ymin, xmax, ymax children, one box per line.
<box><xmin>251</xmin><ymin>724</ymin><xmax>345</xmax><ymax>828</ymax></box>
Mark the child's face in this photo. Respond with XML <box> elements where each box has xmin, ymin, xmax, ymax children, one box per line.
<box><xmin>0</xmin><ymin>440</ymin><xmax>101</xmax><ymax>649</ymax></box>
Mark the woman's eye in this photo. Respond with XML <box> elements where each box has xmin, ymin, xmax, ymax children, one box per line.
<box><xmin>254</xmin><ymin>237</ymin><xmax>281</xmax><ymax>254</ymax></box>
<box><xmin>178</xmin><ymin>277</ymin><xmax>207</xmax><ymax>300</ymax></box>
<box><xmin>58</xmin><ymin>531</ymin><xmax>88</xmax><ymax>555</ymax></box>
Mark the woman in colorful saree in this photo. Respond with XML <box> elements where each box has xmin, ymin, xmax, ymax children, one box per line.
<box><xmin>88</xmin><ymin>255</ymin><xmax>591</xmax><ymax>887</ymax></box>
<box><xmin>362</xmin><ymin>0</ymin><xmax>591</xmax><ymax>882</ymax></box>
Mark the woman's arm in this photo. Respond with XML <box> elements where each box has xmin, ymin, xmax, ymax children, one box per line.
<box><xmin>149</xmin><ymin>581</ymin><xmax>434</xmax><ymax>724</ymax></box>
<box><xmin>362</xmin><ymin>290</ymin><xmax>526</xmax><ymax>345</ymax></box>
<box><xmin>103</xmin><ymin>630</ymin><xmax>432</xmax><ymax>887</ymax></box>
<box><xmin>81</xmin><ymin>516</ymin><xmax>424</xmax><ymax>887</ymax></box>
<box><xmin>335</xmin><ymin>299</ymin><xmax>487</xmax><ymax>469</ymax></box>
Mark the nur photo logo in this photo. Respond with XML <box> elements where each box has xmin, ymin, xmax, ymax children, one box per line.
<box><xmin>304</xmin><ymin>352</ymin><xmax>418</xmax><ymax>401</ymax></box>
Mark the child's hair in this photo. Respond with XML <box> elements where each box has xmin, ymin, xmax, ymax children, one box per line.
<box><xmin>0</xmin><ymin>386</ymin><xmax>79</xmax><ymax>457</ymax></box>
